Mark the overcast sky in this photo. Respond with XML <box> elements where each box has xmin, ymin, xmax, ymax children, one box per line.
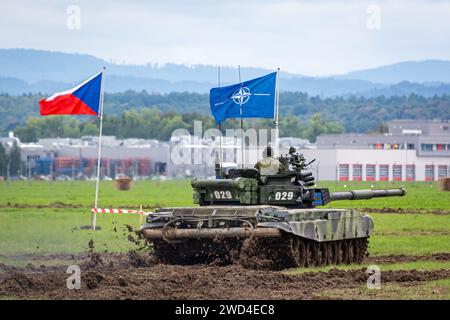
<box><xmin>1</xmin><ymin>0</ymin><xmax>450</xmax><ymax>76</ymax></box>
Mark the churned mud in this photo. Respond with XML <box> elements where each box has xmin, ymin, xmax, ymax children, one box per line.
<box><xmin>1</xmin><ymin>227</ymin><xmax>449</xmax><ymax>300</ymax></box>
<box><xmin>358</xmin><ymin>207</ymin><xmax>450</xmax><ymax>215</ymax></box>
<box><xmin>1</xmin><ymin>251</ymin><xmax>450</xmax><ymax>300</ymax></box>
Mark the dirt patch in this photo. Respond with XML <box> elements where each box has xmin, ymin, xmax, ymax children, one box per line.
<box><xmin>1</xmin><ymin>252</ymin><xmax>449</xmax><ymax>300</ymax></box>
<box><xmin>0</xmin><ymin>203</ymin><xmax>160</xmax><ymax>210</ymax></box>
<box><xmin>367</xmin><ymin>253</ymin><xmax>450</xmax><ymax>264</ymax></box>
<box><xmin>0</xmin><ymin>253</ymin><xmax>88</xmax><ymax>262</ymax></box>
<box><xmin>0</xmin><ymin>202</ymin><xmax>85</xmax><ymax>209</ymax></box>
<box><xmin>5</xmin><ymin>203</ymin><xmax>447</xmax><ymax>214</ymax></box>
<box><xmin>373</xmin><ymin>231</ymin><xmax>450</xmax><ymax>236</ymax></box>
<box><xmin>358</xmin><ymin>208</ymin><xmax>450</xmax><ymax>215</ymax></box>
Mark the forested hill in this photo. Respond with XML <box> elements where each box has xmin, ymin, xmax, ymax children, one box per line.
<box><xmin>1</xmin><ymin>91</ymin><xmax>449</xmax><ymax>138</ymax></box>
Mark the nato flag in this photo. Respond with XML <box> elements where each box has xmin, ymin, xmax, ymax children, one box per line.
<box><xmin>209</xmin><ymin>72</ymin><xmax>277</xmax><ymax>124</ymax></box>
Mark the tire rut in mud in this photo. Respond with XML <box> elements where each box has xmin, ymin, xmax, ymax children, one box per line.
<box><xmin>366</xmin><ymin>253</ymin><xmax>450</xmax><ymax>264</ymax></box>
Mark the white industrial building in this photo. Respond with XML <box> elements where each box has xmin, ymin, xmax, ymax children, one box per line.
<box><xmin>312</xmin><ymin>120</ymin><xmax>450</xmax><ymax>181</ymax></box>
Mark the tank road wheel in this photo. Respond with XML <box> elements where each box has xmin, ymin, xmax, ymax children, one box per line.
<box><xmin>305</xmin><ymin>240</ymin><xmax>317</xmax><ymax>267</ymax></box>
<box><xmin>327</xmin><ymin>241</ymin><xmax>338</xmax><ymax>265</ymax></box>
<box><xmin>347</xmin><ymin>239</ymin><xmax>355</xmax><ymax>264</ymax></box>
<box><xmin>316</xmin><ymin>242</ymin><xmax>328</xmax><ymax>266</ymax></box>
<box><xmin>337</xmin><ymin>240</ymin><xmax>347</xmax><ymax>264</ymax></box>
<box><xmin>297</xmin><ymin>238</ymin><xmax>307</xmax><ymax>267</ymax></box>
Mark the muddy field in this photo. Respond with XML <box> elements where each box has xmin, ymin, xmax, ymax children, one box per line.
<box><xmin>1</xmin><ymin>252</ymin><xmax>449</xmax><ymax>300</ymax></box>
<box><xmin>1</xmin><ymin>181</ymin><xmax>449</xmax><ymax>300</ymax></box>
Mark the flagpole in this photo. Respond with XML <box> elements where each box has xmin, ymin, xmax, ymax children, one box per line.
<box><xmin>92</xmin><ymin>67</ymin><xmax>106</xmax><ymax>230</ymax></box>
<box><xmin>238</xmin><ymin>65</ymin><xmax>245</xmax><ymax>169</ymax></box>
<box><xmin>274</xmin><ymin>68</ymin><xmax>280</xmax><ymax>156</ymax></box>
<box><xmin>217</xmin><ymin>66</ymin><xmax>223</xmax><ymax>177</ymax></box>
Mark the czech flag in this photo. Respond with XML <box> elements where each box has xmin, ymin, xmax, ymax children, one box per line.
<box><xmin>39</xmin><ymin>72</ymin><xmax>103</xmax><ymax>116</ymax></box>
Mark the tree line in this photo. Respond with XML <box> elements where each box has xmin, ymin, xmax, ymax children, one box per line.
<box><xmin>1</xmin><ymin>90</ymin><xmax>449</xmax><ymax>141</ymax></box>
<box><xmin>13</xmin><ymin>108</ymin><xmax>344</xmax><ymax>143</ymax></box>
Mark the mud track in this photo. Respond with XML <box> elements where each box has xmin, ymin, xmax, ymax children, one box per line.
<box><xmin>0</xmin><ymin>202</ymin><xmax>159</xmax><ymax>210</ymax></box>
<box><xmin>2</xmin><ymin>203</ymin><xmax>450</xmax><ymax>215</ymax></box>
<box><xmin>358</xmin><ymin>207</ymin><xmax>450</xmax><ymax>215</ymax></box>
<box><xmin>1</xmin><ymin>252</ymin><xmax>449</xmax><ymax>300</ymax></box>
<box><xmin>366</xmin><ymin>253</ymin><xmax>450</xmax><ymax>264</ymax></box>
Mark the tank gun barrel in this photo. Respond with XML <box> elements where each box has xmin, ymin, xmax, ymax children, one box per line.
<box><xmin>330</xmin><ymin>188</ymin><xmax>406</xmax><ymax>201</ymax></box>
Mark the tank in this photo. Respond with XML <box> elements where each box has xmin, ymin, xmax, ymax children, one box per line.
<box><xmin>141</xmin><ymin>148</ymin><xmax>406</xmax><ymax>270</ymax></box>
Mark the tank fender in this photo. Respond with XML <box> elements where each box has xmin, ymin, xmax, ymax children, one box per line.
<box><xmin>285</xmin><ymin>210</ymin><xmax>374</xmax><ymax>242</ymax></box>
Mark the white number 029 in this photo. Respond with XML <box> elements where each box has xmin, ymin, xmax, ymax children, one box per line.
<box><xmin>214</xmin><ymin>190</ymin><xmax>233</xmax><ymax>199</ymax></box>
<box><xmin>274</xmin><ymin>191</ymin><xmax>294</xmax><ymax>201</ymax></box>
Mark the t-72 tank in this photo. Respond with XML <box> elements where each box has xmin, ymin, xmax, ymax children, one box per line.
<box><xmin>141</xmin><ymin>149</ymin><xmax>406</xmax><ymax>270</ymax></box>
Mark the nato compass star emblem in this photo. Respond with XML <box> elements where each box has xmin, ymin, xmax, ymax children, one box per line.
<box><xmin>231</xmin><ymin>87</ymin><xmax>251</xmax><ymax>105</ymax></box>
<box><xmin>214</xmin><ymin>86</ymin><xmax>271</xmax><ymax>107</ymax></box>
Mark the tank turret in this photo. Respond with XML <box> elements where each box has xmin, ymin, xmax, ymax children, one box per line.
<box><xmin>192</xmin><ymin>149</ymin><xmax>406</xmax><ymax>208</ymax></box>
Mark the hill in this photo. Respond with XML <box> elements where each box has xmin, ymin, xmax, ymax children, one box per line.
<box><xmin>2</xmin><ymin>49</ymin><xmax>450</xmax><ymax>97</ymax></box>
<box><xmin>337</xmin><ymin>60</ymin><xmax>450</xmax><ymax>84</ymax></box>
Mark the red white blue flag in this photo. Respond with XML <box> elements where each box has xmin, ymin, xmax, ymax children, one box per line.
<box><xmin>39</xmin><ymin>72</ymin><xmax>103</xmax><ymax>116</ymax></box>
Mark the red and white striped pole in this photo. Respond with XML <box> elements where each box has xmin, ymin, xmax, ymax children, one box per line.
<box><xmin>91</xmin><ymin>208</ymin><xmax>150</xmax><ymax>215</ymax></box>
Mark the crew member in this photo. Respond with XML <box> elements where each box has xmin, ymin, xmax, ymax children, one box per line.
<box><xmin>254</xmin><ymin>146</ymin><xmax>285</xmax><ymax>175</ymax></box>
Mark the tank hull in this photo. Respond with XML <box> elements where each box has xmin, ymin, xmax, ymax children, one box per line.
<box><xmin>141</xmin><ymin>205</ymin><xmax>373</xmax><ymax>269</ymax></box>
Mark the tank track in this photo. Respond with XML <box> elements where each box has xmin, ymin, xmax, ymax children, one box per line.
<box><xmin>238</xmin><ymin>233</ymin><xmax>369</xmax><ymax>270</ymax></box>
<box><xmin>150</xmin><ymin>233</ymin><xmax>369</xmax><ymax>270</ymax></box>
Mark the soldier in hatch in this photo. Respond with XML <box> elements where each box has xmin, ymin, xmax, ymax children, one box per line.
<box><xmin>255</xmin><ymin>146</ymin><xmax>285</xmax><ymax>175</ymax></box>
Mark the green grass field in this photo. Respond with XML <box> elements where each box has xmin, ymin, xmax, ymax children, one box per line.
<box><xmin>319</xmin><ymin>181</ymin><xmax>450</xmax><ymax>211</ymax></box>
<box><xmin>319</xmin><ymin>278</ymin><xmax>450</xmax><ymax>300</ymax></box>
<box><xmin>0</xmin><ymin>180</ymin><xmax>449</xmax><ymax>260</ymax></box>
<box><xmin>0</xmin><ymin>180</ymin><xmax>193</xmax><ymax>208</ymax></box>
<box><xmin>1</xmin><ymin>180</ymin><xmax>449</xmax><ymax>210</ymax></box>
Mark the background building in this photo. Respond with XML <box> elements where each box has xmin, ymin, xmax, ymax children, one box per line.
<box><xmin>311</xmin><ymin>120</ymin><xmax>450</xmax><ymax>181</ymax></box>
<box><xmin>1</xmin><ymin>120</ymin><xmax>449</xmax><ymax>181</ymax></box>
<box><xmin>4</xmin><ymin>135</ymin><xmax>170</xmax><ymax>180</ymax></box>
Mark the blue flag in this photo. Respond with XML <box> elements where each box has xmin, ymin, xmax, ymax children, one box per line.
<box><xmin>210</xmin><ymin>72</ymin><xmax>277</xmax><ymax>124</ymax></box>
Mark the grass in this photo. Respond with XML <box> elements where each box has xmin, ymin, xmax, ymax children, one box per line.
<box><xmin>373</xmin><ymin>214</ymin><xmax>450</xmax><ymax>233</ymax></box>
<box><xmin>0</xmin><ymin>180</ymin><xmax>193</xmax><ymax>208</ymax></box>
<box><xmin>287</xmin><ymin>260</ymin><xmax>450</xmax><ymax>275</ymax></box>
<box><xmin>318</xmin><ymin>277</ymin><xmax>450</xmax><ymax>300</ymax></box>
<box><xmin>369</xmin><ymin>235</ymin><xmax>450</xmax><ymax>255</ymax></box>
<box><xmin>368</xmin><ymin>213</ymin><xmax>450</xmax><ymax>255</ymax></box>
<box><xmin>318</xmin><ymin>181</ymin><xmax>450</xmax><ymax>211</ymax></box>
<box><xmin>0</xmin><ymin>208</ymin><xmax>137</xmax><ymax>255</ymax></box>
<box><xmin>0</xmin><ymin>180</ymin><xmax>448</xmax><ymax>210</ymax></box>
